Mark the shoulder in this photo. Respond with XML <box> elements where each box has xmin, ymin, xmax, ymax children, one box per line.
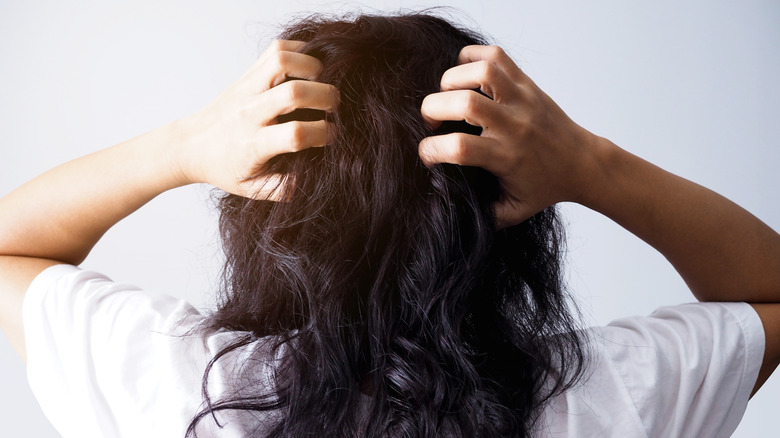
<box><xmin>22</xmin><ymin>264</ymin><xmax>280</xmax><ymax>436</ymax></box>
<box><xmin>535</xmin><ymin>302</ymin><xmax>764</xmax><ymax>438</ymax></box>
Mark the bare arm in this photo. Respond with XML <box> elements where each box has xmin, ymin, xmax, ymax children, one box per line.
<box><xmin>0</xmin><ymin>40</ymin><xmax>338</xmax><ymax>362</ymax></box>
<box><xmin>580</xmin><ymin>140</ymin><xmax>780</xmax><ymax>303</ymax></box>
<box><xmin>583</xmin><ymin>139</ymin><xmax>780</xmax><ymax>395</ymax></box>
<box><xmin>419</xmin><ymin>45</ymin><xmax>780</xmax><ymax>394</ymax></box>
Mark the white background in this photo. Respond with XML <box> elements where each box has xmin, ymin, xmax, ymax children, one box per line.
<box><xmin>1</xmin><ymin>1</ymin><xmax>778</xmax><ymax>436</ymax></box>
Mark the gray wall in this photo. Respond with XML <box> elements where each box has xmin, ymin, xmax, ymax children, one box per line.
<box><xmin>1</xmin><ymin>1</ymin><xmax>778</xmax><ymax>436</ymax></box>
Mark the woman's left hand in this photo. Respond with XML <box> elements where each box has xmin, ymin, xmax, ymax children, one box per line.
<box><xmin>176</xmin><ymin>39</ymin><xmax>339</xmax><ymax>199</ymax></box>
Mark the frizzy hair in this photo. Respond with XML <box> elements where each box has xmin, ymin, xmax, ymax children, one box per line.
<box><xmin>187</xmin><ymin>11</ymin><xmax>587</xmax><ymax>438</ymax></box>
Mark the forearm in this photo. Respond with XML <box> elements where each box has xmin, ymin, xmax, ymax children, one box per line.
<box><xmin>581</xmin><ymin>137</ymin><xmax>780</xmax><ymax>302</ymax></box>
<box><xmin>0</xmin><ymin>120</ymin><xmax>189</xmax><ymax>265</ymax></box>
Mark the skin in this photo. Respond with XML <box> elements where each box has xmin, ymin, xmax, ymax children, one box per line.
<box><xmin>0</xmin><ymin>39</ymin><xmax>778</xmax><ymax>407</ymax></box>
<box><xmin>0</xmin><ymin>40</ymin><xmax>338</xmax><ymax>361</ymax></box>
<box><xmin>419</xmin><ymin>45</ymin><xmax>780</xmax><ymax>395</ymax></box>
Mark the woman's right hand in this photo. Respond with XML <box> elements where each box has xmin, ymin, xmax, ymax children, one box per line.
<box><xmin>419</xmin><ymin>45</ymin><xmax>606</xmax><ymax>227</ymax></box>
<box><xmin>176</xmin><ymin>39</ymin><xmax>339</xmax><ymax>199</ymax></box>
<box><xmin>420</xmin><ymin>46</ymin><xmax>780</xmax><ymax>397</ymax></box>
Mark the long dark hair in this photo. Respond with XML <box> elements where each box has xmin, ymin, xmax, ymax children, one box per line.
<box><xmin>187</xmin><ymin>11</ymin><xmax>586</xmax><ymax>438</ymax></box>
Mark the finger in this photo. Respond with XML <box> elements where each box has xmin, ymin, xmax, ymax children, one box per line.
<box><xmin>256</xmin><ymin>120</ymin><xmax>333</xmax><ymax>158</ymax></box>
<box><xmin>457</xmin><ymin>45</ymin><xmax>514</xmax><ymax>67</ymax></box>
<box><xmin>263</xmin><ymin>39</ymin><xmax>307</xmax><ymax>54</ymax></box>
<box><xmin>456</xmin><ymin>45</ymin><xmax>531</xmax><ymax>83</ymax></box>
<box><xmin>252</xmin><ymin>81</ymin><xmax>340</xmax><ymax>125</ymax></box>
<box><xmin>246</xmin><ymin>40</ymin><xmax>305</xmax><ymax>84</ymax></box>
<box><xmin>439</xmin><ymin>60</ymin><xmax>519</xmax><ymax>101</ymax></box>
<box><xmin>418</xmin><ymin>132</ymin><xmax>505</xmax><ymax>173</ymax></box>
<box><xmin>420</xmin><ymin>90</ymin><xmax>504</xmax><ymax>130</ymax></box>
<box><xmin>253</xmin><ymin>51</ymin><xmax>324</xmax><ymax>90</ymax></box>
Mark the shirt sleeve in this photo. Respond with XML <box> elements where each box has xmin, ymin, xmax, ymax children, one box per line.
<box><xmin>601</xmin><ymin>302</ymin><xmax>765</xmax><ymax>438</ymax></box>
<box><xmin>22</xmin><ymin>265</ymin><xmax>212</xmax><ymax>437</ymax></box>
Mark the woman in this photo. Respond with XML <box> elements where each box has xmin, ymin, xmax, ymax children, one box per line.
<box><xmin>1</xmin><ymin>12</ymin><xmax>778</xmax><ymax>438</ymax></box>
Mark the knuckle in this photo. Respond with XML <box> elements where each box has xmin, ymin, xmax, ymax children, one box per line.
<box><xmin>486</xmin><ymin>45</ymin><xmax>507</xmax><ymax>60</ymax></box>
<box><xmin>286</xmin><ymin>80</ymin><xmax>305</xmax><ymax>104</ymax></box>
<box><xmin>269</xmin><ymin>39</ymin><xmax>285</xmax><ymax>52</ymax></box>
<box><xmin>478</xmin><ymin>60</ymin><xmax>500</xmax><ymax>83</ymax></box>
<box><xmin>287</xmin><ymin>121</ymin><xmax>308</xmax><ymax>151</ymax></box>
<box><xmin>461</xmin><ymin>91</ymin><xmax>482</xmax><ymax>115</ymax></box>
<box><xmin>271</xmin><ymin>51</ymin><xmax>289</xmax><ymax>72</ymax></box>
<box><xmin>450</xmin><ymin>133</ymin><xmax>472</xmax><ymax>163</ymax></box>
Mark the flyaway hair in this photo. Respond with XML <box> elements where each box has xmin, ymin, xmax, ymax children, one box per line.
<box><xmin>187</xmin><ymin>11</ymin><xmax>587</xmax><ymax>438</ymax></box>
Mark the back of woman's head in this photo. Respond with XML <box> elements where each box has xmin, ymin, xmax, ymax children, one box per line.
<box><xmin>193</xmin><ymin>11</ymin><xmax>586</xmax><ymax>438</ymax></box>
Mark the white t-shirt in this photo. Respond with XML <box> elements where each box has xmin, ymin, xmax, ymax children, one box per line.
<box><xmin>23</xmin><ymin>265</ymin><xmax>765</xmax><ymax>437</ymax></box>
